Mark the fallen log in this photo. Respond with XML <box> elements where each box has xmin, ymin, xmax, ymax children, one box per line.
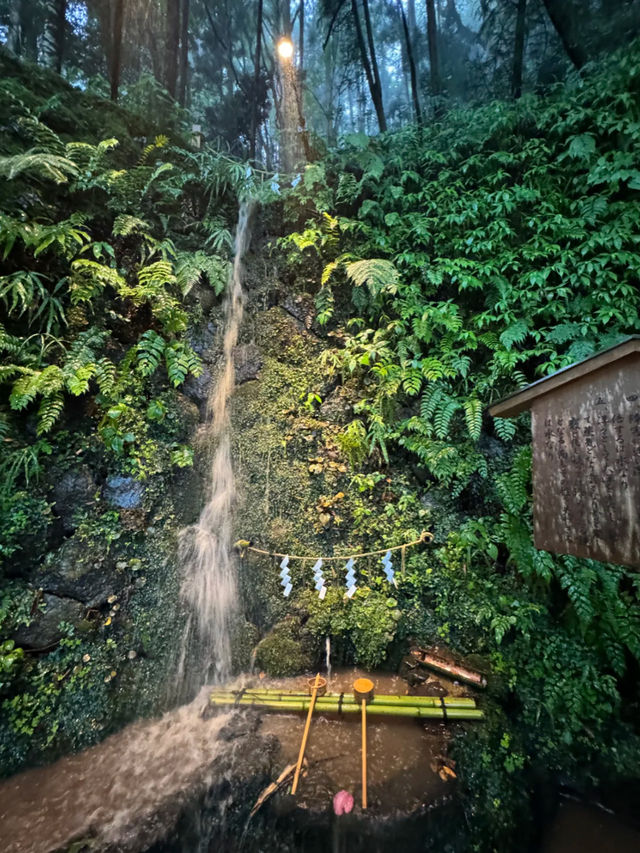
<box><xmin>409</xmin><ymin>648</ymin><xmax>487</xmax><ymax>688</ymax></box>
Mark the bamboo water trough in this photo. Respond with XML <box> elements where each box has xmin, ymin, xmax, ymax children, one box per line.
<box><xmin>209</xmin><ymin>688</ymin><xmax>484</xmax><ymax>720</ymax></box>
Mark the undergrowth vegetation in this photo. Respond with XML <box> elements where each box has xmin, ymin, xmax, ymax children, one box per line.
<box><xmin>276</xmin><ymin>42</ymin><xmax>640</xmax><ymax>849</ymax></box>
<box><xmin>0</xmin><ymin>56</ymin><xmax>253</xmax><ymax>772</ymax></box>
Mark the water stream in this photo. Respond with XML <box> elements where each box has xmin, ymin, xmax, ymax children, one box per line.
<box><xmin>175</xmin><ymin>201</ymin><xmax>253</xmax><ymax>697</ymax></box>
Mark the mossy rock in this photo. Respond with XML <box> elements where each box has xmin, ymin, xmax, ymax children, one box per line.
<box><xmin>254</xmin><ymin>619</ymin><xmax>315</xmax><ymax>677</ymax></box>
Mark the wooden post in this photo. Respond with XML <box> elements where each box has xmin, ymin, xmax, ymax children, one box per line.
<box><xmin>291</xmin><ymin>673</ymin><xmax>322</xmax><ymax>794</ymax></box>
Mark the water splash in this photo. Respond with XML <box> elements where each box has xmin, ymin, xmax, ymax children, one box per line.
<box><xmin>325</xmin><ymin>635</ymin><xmax>332</xmax><ymax>682</ymax></box>
<box><xmin>176</xmin><ymin>201</ymin><xmax>253</xmax><ymax>697</ymax></box>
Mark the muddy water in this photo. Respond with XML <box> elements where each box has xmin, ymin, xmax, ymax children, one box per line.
<box><xmin>542</xmin><ymin>801</ymin><xmax>640</xmax><ymax>853</ymax></box>
<box><xmin>250</xmin><ymin>668</ymin><xmax>455</xmax><ymax>815</ymax></box>
<box><xmin>0</xmin><ymin>691</ymin><xmax>231</xmax><ymax>853</ymax></box>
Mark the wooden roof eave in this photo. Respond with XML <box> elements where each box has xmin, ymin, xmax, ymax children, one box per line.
<box><xmin>488</xmin><ymin>336</ymin><xmax>640</xmax><ymax>419</ymax></box>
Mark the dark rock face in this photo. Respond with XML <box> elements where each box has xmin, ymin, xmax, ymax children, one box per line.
<box><xmin>104</xmin><ymin>476</ymin><xmax>145</xmax><ymax>510</ymax></box>
<box><xmin>52</xmin><ymin>466</ymin><xmax>97</xmax><ymax>533</ymax></box>
<box><xmin>187</xmin><ymin>321</ymin><xmax>217</xmax><ymax>363</ymax></box>
<box><xmin>39</xmin><ymin>538</ymin><xmax>127</xmax><ymax>607</ymax></box>
<box><xmin>170</xmin><ymin>465</ymin><xmax>205</xmax><ymax>526</ymax></box>
<box><xmin>173</xmin><ymin>392</ymin><xmax>201</xmax><ymax>439</ymax></box>
<box><xmin>233</xmin><ymin>343</ymin><xmax>262</xmax><ymax>384</ymax></box>
<box><xmin>14</xmin><ymin>593</ymin><xmax>84</xmax><ymax>650</ymax></box>
<box><xmin>183</xmin><ymin>364</ymin><xmax>213</xmax><ymax>410</ymax></box>
<box><xmin>281</xmin><ymin>293</ymin><xmax>317</xmax><ymax>329</ymax></box>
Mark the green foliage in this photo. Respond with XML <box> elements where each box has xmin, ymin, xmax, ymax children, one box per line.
<box><xmin>302</xmin><ymin>587</ymin><xmax>401</xmax><ymax>669</ymax></box>
<box><xmin>283</xmin><ymin>46</ymin><xmax>640</xmax><ymax>493</ymax></box>
<box><xmin>0</xmin><ymin>492</ymin><xmax>52</xmax><ymax>571</ymax></box>
<box><xmin>0</xmin><ymin>87</ymin><xmax>220</xmax><ymax>479</ymax></box>
<box><xmin>275</xmin><ymin>44</ymin><xmax>640</xmax><ymax>850</ymax></box>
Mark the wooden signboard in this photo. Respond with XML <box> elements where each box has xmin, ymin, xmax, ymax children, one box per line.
<box><xmin>489</xmin><ymin>337</ymin><xmax>640</xmax><ymax>568</ymax></box>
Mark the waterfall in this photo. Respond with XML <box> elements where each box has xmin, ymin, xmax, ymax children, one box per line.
<box><xmin>175</xmin><ymin>201</ymin><xmax>253</xmax><ymax>697</ymax></box>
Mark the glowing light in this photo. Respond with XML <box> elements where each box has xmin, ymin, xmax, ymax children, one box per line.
<box><xmin>277</xmin><ymin>38</ymin><xmax>294</xmax><ymax>60</ymax></box>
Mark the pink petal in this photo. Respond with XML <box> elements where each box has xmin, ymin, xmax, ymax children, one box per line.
<box><xmin>333</xmin><ymin>790</ymin><xmax>354</xmax><ymax>815</ymax></box>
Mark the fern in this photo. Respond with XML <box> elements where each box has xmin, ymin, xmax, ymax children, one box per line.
<box><xmin>401</xmin><ymin>366</ymin><xmax>422</xmax><ymax>396</ymax></box>
<box><xmin>175</xmin><ymin>252</ymin><xmax>229</xmax><ymax>296</ymax></box>
<box><xmin>463</xmin><ymin>398</ymin><xmax>483</xmax><ymax>441</ymax></box>
<box><xmin>164</xmin><ymin>342</ymin><xmax>202</xmax><ymax>387</ymax></box>
<box><xmin>434</xmin><ymin>398</ymin><xmax>460</xmax><ymax>439</ymax></box>
<box><xmin>139</xmin><ymin>134</ymin><xmax>169</xmax><ymax>165</ymax></box>
<box><xmin>70</xmin><ymin>259</ymin><xmax>127</xmax><ymax>303</ymax></box>
<box><xmin>0</xmin><ymin>150</ymin><xmax>79</xmax><ymax>183</ymax></box>
<box><xmin>0</xmin><ymin>271</ymin><xmax>66</xmax><ymax>334</ymax></box>
<box><xmin>9</xmin><ymin>364</ymin><xmax>63</xmax><ymax>411</ymax></box>
<box><xmin>37</xmin><ymin>393</ymin><xmax>64</xmax><ymax>435</ymax></box>
<box><xmin>494</xmin><ymin>416</ymin><xmax>516</xmax><ymax>441</ymax></box>
<box><xmin>136</xmin><ymin>330</ymin><xmax>166</xmax><ymax>376</ymax></box>
<box><xmin>337</xmin><ymin>420</ymin><xmax>368</xmax><ymax>466</ymax></box>
<box><xmin>64</xmin><ymin>363</ymin><xmax>96</xmax><ymax>396</ymax></box>
<box><xmin>345</xmin><ymin>259</ymin><xmax>400</xmax><ymax>296</ymax></box>
<box><xmin>94</xmin><ymin>358</ymin><xmax>117</xmax><ymax>395</ymax></box>
<box><xmin>496</xmin><ymin>448</ymin><xmax>531</xmax><ymax>515</ymax></box>
<box><xmin>112</xmin><ymin>215</ymin><xmax>151</xmax><ymax>237</ymax></box>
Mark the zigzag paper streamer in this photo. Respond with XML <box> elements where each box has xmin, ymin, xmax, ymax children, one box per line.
<box><xmin>344</xmin><ymin>557</ymin><xmax>357</xmax><ymax>598</ymax></box>
<box><xmin>381</xmin><ymin>550</ymin><xmax>396</xmax><ymax>586</ymax></box>
<box><xmin>312</xmin><ymin>558</ymin><xmax>326</xmax><ymax>598</ymax></box>
<box><xmin>280</xmin><ymin>556</ymin><xmax>292</xmax><ymax>597</ymax></box>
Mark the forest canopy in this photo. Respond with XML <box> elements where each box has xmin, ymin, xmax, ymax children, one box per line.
<box><xmin>2</xmin><ymin>1</ymin><xmax>640</xmax><ymax>165</ymax></box>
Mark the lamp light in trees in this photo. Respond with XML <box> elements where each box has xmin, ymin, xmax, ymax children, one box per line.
<box><xmin>277</xmin><ymin>37</ymin><xmax>294</xmax><ymax>61</ymax></box>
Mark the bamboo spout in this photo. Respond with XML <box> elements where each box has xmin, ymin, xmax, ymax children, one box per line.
<box><xmin>291</xmin><ymin>673</ymin><xmax>322</xmax><ymax>795</ymax></box>
<box><xmin>353</xmin><ymin>677</ymin><xmax>374</xmax><ymax>810</ymax></box>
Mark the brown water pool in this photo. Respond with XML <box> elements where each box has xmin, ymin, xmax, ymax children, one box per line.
<box><xmin>249</xmin><ymin>667</ymin><xmax>458</xmax><ymax>815</ymax></box>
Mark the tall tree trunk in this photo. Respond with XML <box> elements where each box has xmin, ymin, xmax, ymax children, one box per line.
<box><xmin>110</xmin><ymin>0</ymin><xmax>125</xmax><ymax>101</ymax></box>
<box><xmin>7</xmin><ymin>2</ymin><xmax>22</xmax><ymax>55</ymax></box>
<box><xmin>398</xmin><ymin>0</ymin><xmax>422</xmax><ymax>124</ymax></box>
<box><xmin>512</xmin><ymin>0</ymin><xmax>527</xmax><ymax>98</ymax></box>
<box><xmin>426</xmin><ymin>0</ymin><xmax>441</xmax><ymax>97</ymax></box>
<box><xmin>540</xmin><ymin>0</ymin><xmax>587</xmax><ymax>69</ymax></box>
<box><xmin>43</xmin><ymin>0</ymin><xmax>67</xmax><ymax>73</ymax></box>
<box><xmin>165</xmin><ymin>0</ymin><xmax>180</xmax><ymax>97</ymax></box>
<box><xmin>20</xmin><ymin>0</ymin><xmax>38</xmax><ymax>61</ymax></box>
<box><xmin>361</xmin><ymin>0</ymin><xmax>386</xmax><ymax>131</ymax></box>
<box><xmin>351</xmin><ymin>0</ymin><xmax>386</xmax><ymax>133</ymax></box>
<box><xmin>250</xmin><ymin>0</ymin><xmax>264</xmax><ymax>161</ymax></box>
<box><xmin>281</xmin><ymin>0</ymin><xmax>291</xmax><ymax>36</ymax></box>
<box><xmin>178</xmin><ymin>0</ymin><xmax>190</xmax><ymax>105</ymax></box>
<box><xmin>299</xmin><ymin>0</ymin><xmax>305</xmax><ymax>71</ymax></box>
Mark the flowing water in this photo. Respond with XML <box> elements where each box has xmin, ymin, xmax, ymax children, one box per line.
<box><xmin>325</xmin><ymin>636</ymin><xmax>332</xmax><ymax>681</ymax></box>
<box><xmin>0</xmin><ymin>691</ymin><xmax>232</xmax><ymax>853</ymax></box>
<box><xmin>175</xmin><ymin>201</ymin><xmax>253</xmax><ymax>697</ymax></box>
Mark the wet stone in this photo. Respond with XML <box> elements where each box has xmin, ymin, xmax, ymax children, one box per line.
<box><xmin>104</xmin><ymin>476</ymin><xmax>144</xmax><ymax>510</ymax></box>
<box><xmin>218</xmin><ymin>711</ymin><xmax>261</xmax><ymax>741</ymax></box>
<box><xmin>318</xmin><ymin>386</ymin><xmax>354</xmax><ymax>425</ymax></box>
<box><xmin>183</xmin><ymin>364</ymin><xmax>214</xmax><ymax>410</ymax></box>
<box><xmin>52</xmin><ymin>466</ymin><xmax>97</xmax><ymax>533</ymax></box>
<box><xmin>39</xmin><ymin>537</ymin><xmax>127</xmax><ymax>607</ymax></box>
<box><xmin>233</xmin><ymin>342</ymin><xmax>263</xmax><ymax>384</ymax></box>
<box><xmin>187</xmin><ymin>321</ymin><xmax>217</xmax><ymax>363</ymax></box>
<box><xmin>13</xmin><ymin>593</ymin><xmax>84</xmax><ymax>650</ymax></box>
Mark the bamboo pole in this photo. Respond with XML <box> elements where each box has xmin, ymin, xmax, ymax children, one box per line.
<box><xmin>209</xmin><ymin>689</ymin><xmax>478</xmax><ymax>709</ymax></box>
<box><xmin>361</xmin><ymin>700</ymin><xmax>367</xmax><ymax>809</ymax></box>
<box><xmin>353</xmin><ymin>678</ymin><xmax>373</xmax><ymax>810</ymax></box>
<box><xmin>291</xmin><ymin>673</ymin><xmax>321</xmax><ymax>795</ymax></box>
<box><xmin>208</xmin><ymin>696</ymin><xmax>484</xmax><ymax>719</ymax></box>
